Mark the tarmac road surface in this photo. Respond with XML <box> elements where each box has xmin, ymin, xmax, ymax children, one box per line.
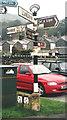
<box><xmin>45</xmin><ymin>92</ymin><xmax>67</xmax><ymax>102</ymax></box>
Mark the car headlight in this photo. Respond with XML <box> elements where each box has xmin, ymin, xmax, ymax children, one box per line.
<box><xmin>47</xmin><ymin>82</ymin><xmax>57</xmax><ymax>85</ymax></box>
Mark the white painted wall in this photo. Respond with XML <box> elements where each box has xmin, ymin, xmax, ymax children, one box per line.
<box><xmin>50</xmin><ymin>43</ymin><xmax>55</xmax><ymax>49</ymax></box>
<box><xmin>23</xmin><ymin>45</ymin><xmax>27</xmax><ymax>50</ymax></box>
<box><xmin>0</xmin><ymin>46</ymin><xmax>2</xmax><ymax>51</ymax></box>
<box><xmin>10</xmin><ymin>45</ymin><xmax>13</xmax><ymax>53</ymax></box>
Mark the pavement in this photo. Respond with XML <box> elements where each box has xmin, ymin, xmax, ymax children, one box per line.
<box><xmin>22</xmin><ymin>113</ymin><xmax>67</xmax><ymax>120</ymax></box>
<box><xmin>45</xmin><ymin>93</ymin><xmax>67</xmax><ymax>102</ymax></box>
<box><xmin>1</xmin><ymin>114</ymin><xmax>67</xmax><ymax>120</ymax></box>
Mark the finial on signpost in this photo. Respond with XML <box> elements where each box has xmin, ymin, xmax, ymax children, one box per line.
<box><xmin>30</xmin><ymin>4</ymin><xmax>40</xmax><ymax>16</ymax></box>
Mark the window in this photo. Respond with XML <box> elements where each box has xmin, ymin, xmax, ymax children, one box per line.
<box><xmin>51</xmin><ymin>63</ymin><xmax>59</xmax><ymax>71</ymax></box>
<box><xmin>19</xmin><ymin>65</ymin><xmax>30</xmax><ymax>74</ymax></box>
<box><xmin>29</xmin><ymin>65</ymin><xmax>51</xmax><ymax>74</ymax></box>
<box><xmin>43</xmin><ymin>62</ymin><xmax>50</xmax><ymax>69</ymax></box>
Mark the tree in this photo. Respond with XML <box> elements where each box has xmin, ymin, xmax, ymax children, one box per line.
<box><xmin>12</xmin><ymin>46</ymin><xmax>19</xmax><ymax>55</ymax></box>
<box><xmin>2</xmin><ymin>20</ymin><xmax>23</xmax><ymax>40</ymax></box>
<box><xmin>37</xmin><ymin>19</ymin><xmax>65</xmax><ymax>37</ymax></box>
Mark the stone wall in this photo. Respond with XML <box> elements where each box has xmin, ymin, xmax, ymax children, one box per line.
<box><xmin>2</xmin><ymin>55</ymin><xmax>32</xmax><ymax>65</ymax></box>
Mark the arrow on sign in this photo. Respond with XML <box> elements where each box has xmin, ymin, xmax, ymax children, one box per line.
<box><xmin>36</xmin><ymin>15</ymin><xmax>59</xmax><ymax>29</ymax></box>
<box><xmin>0</xmin><ymin>6</ymin><xmax>7</xmax><ymax>14</ymax></box>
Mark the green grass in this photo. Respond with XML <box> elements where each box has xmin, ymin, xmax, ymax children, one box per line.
<box><xmin>2</xmin><ymin>97</ymin><xmax>67</xmax><ymax>118</ymax></box>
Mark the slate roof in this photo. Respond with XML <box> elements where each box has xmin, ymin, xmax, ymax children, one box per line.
<box><xmin>7</xmin><ymin>39</ymin><xmax>30</xmax><ymax>45</ymax></box>
<box><xmin>61</xmin><ymin>36</ymin><xmax>67</xmax><ymax>41</ymax></box>
<box><xmin>44</xmin><ymin>38</ymin><xmax>55</xmax><ymax>43</ymax></box>
<box><xmin>0</xmin><ymin>41</ymin><xmax>8</xmax><ymax>45</ymax></box>
<box><xmin>38</xmin><ymin>36</ymin><xmax>58</xmax><ymax>43</ymax></box>
<box><xmin>56</xmin><ymin>36</ymin><xmax>67</xmax><ymax>42</ymax></box>
<box><xmin>19</xmin><ymin>39</ymin><xmax>30</xmax><ymax>45</ymax></box>
<box><xmin>7</xmin><ymin>40</ymin><xmax>15</xmax><ymax>45</ymax></box>
<box><xmin>38</xmin><ymin>37</ymin><xmax>55</xmax><ymax>43</ymax></box>
<box><xmin>48</xmin><ymin>36</ymin><xmax>58</xmax><ymax>42</ymax></box>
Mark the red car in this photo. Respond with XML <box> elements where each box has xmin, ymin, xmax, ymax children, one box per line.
<box><xmin>12</xmin><ymin>63</ymin><xmax>67</xmax><ymax>96</ymax></box>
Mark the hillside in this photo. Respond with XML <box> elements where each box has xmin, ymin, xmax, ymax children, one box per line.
<box><xmin>0</xmin><ymin>13</ymin><xmax>29</xmax><ymax>24</ymax></box>
<box><xmin>0</xmin><ymin>13</ymin><xmax>66</xmax><ymax>40</ymax></box>
<box><xmin>37</xmin><ymin>19</ymin><xmax>65</xmax><ymax>37</ymax></box>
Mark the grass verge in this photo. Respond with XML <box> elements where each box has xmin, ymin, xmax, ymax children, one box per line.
<box><xmin>2</xmin><ymin>97</ymin><xmax>67</xmax><ymax>118</ymax></box>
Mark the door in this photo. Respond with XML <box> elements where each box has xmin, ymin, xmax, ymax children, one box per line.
<box><xmin>17</xmin><ymin>65</ymin><xmax>34</xmax><ymax>90</ymax></box>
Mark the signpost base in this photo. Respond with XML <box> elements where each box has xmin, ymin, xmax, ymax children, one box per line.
<box><xmin>32</xmin><ymin>93</ymin><xmax>40</xmax><ymax>111</ymax></box>
<box><xmin>17</xmin><ymin>92</ymin><xmax>40</xmax><ymax>111</ymax></box>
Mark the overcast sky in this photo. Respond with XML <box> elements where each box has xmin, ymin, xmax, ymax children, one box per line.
<box><xmin>7</xmin><ymin>0</ymin><xmax>66</xmax><ymax>20</ymax></box>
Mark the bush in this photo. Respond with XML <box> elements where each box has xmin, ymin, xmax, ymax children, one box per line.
<box><xmin>12</xmin><ymin>47</ymin><xmax>33</xmax><ymax>55</ymax></box>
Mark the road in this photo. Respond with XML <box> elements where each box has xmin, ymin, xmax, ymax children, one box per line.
<box><xmin>18</xmin><ymin>89</ymin><xmax>67</xmax><ymax>102</ymax></box>
<box><xmin>45</xmin><ymin>92</ymin><xmax>67</xmax><ymax>102</ymax></box>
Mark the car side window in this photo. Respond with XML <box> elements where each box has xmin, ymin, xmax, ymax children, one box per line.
<box><xmin>19</xmin><ymin>65</ymin><xmax>30</xmax><ymax>74</ymax></box>
<box><xmin>51</xmin><ymin>63</ymin><xmax>59</xmax><ymax>71</ymax></box>
<box><xmin>43</xmin><ymin>63</ymin><xmax>50</xmax><ymax>69</ymax></box>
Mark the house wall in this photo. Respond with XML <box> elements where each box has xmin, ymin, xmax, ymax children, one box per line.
<box><xmin>27</xmin><ymin>41</ymin><xmax>33</xmax><ymax>50</ymax></box>
<box><xmin>2</xmin><ymin>42</ymin><xmax>10</xmax><ymax>52</ymax></box>
<box><xmin>10</xmin><ymin>45</ymin><xmax>13</xmax><ymax>53</ymax></box>
<box><xmin>0</xmin><ymin>46</ymin><xmax>2</xmax><ymax>51</ymax></box>
<box><xmin>44</xmin><ymin>40</ymin><xmax>50</xmax><ymax>49</ymax></box>
<box><xmin>14</xmin><ymin>41</ymin><xmax>22</xmax><ymax>49</ymax></box>
<box><xmin>56</xmin><ymin>39</ymin><xmax>67</xmax><ymax>47</ymax></box>
<box><xmin>50</xmin><ymin>43</ymin><xmax>55</xmax><ymax>49</ymax></box>
<box><xmin>23</xmin><ymin>45</ymin><xmax>27</xmax><ymax>50</ymax></box>
<box><xmin>55</xmin><ymin>38</ymin><xmax>67</xmax><ymax>54</ymax></box>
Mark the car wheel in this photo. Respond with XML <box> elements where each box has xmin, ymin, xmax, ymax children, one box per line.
<box><xmin>38</xmin><ymin>83</ymin><xmax>45</xmax><ymax>96</ymax></box>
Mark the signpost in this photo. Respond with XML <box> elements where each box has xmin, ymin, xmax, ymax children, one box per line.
<box><xmin>17</xmin><ymin>4</ymin><xmax>59</xmax><ymax>111</ymax></box>
<box><xmin>0</xmin><ymin>6</ymin><xmax>7</xmax><ymax>14</ymax></box>
<box><xmin>7</xmin><ymin>25</ymin><xmax>25</xmax><ymax>34</ymax></box>
<box><xmin>26</xmin><ymin>29</ymin><xmax>35</xmax><ymax>40</ymax></box>
<box><xmin>26</xmin><ymin>30</ymin><xmax>33</xmax><ymax>40</ymax></box>
<box><xmin>18</xmin><ymin>6</ymin><xmax>35</xmax><ymax>23</ymax></box>
<box><xmin>0</xmin><ymin>0</ymin><xmax>18</xmax><ymax>7</ymax></box>
<box><xmin>36</xmin><ymin>15</ymin><xmax>59</xmax><ymax>29</ymax></box>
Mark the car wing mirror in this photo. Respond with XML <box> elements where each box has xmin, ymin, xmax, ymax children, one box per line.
<box><xmin>25</xmin><ymin>73</ymin><xmax>31</xmax><ymax>76</ymax></box>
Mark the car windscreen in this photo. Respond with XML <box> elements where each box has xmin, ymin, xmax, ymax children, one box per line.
<box><xmin>29</xmin><ymin>65</ymin><xmax>51</xmax><ymax>74</ymax></box>
<box><xmin>60</xmin><ymin>62</ymin><xmax>67</xmax><ymax>70</ymax></box>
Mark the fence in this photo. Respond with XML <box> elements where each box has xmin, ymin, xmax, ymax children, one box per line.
<box><xmin>2</xmin><ymin>55</ymin><xmax>32</xmax><ymax>64</ymax></box>
<box><xmin>1</xmin><ymin>54</ymin><xmax>67</xmax><ymax>65</ymax></box>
